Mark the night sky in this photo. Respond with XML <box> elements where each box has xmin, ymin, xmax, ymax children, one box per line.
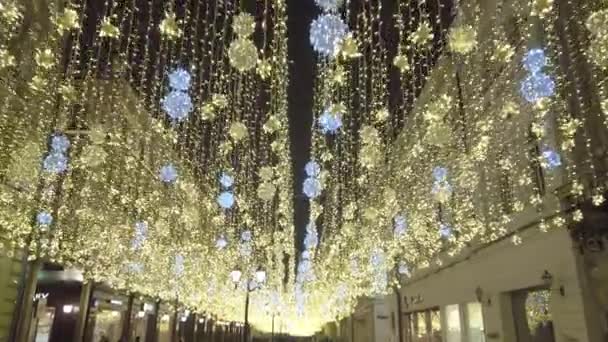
<box><xmin>286</xmin><ymin>0</ymin><xmax>319</xmax><ymax>256</ymax></box>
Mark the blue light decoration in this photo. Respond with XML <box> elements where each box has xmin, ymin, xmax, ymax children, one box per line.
<box><xmin>174</xmin><ymin>254</ymin><xmax>185</xmax><ymax>276</ymax></box>
<box><xmin>432</xmin><ymin>166</ymin><xmax>448</xmax><ymax>182</ymax></box>
<box><xmin>520</xmin><ymin>48</ymin><xmax>555</xmax><ymax>103</ymax></box>
<box><xmin>303</xmin><ymin>177</ymin><xmax>322</xmax><ymax>199</ymax></box>
<box><xmin>522</xmin><ymin>48</ymin><xmax>547</xmax><ymax>73</ymax></box>
<box><xmin>314</xmin><ymin>0</ymin><xmax>343</xmax><ymax>12</ymax></box>
<box><xmin>51</xmin><ymin>134</ymin><xmax>70</xmax><ymax>153</ymax></box>
<box><xmin>37</xmin><ymin>211</ymin><xmax>53</xmax><ymax>226</ymax></box>
<box><xmin>43</xmin><ymin>153</ymin><xmax>68</xmax><ymax>174</ymax></box>
<box><xmin>520</xmin><ymin>72</ymin><xmax>556</xmax><ymax>103</ymax></box>
<box><xmin>132</xmin><ymin>221</ymin><xmax>148</xmax><ymax>250</ymax></box>
<box><xmin>215</xmin><ymin>235</ymin><xmax>228</xmax><ymax>250</ymax></box>
<box><xmin>393</xmin><ymin>214</ymin><xmax>408</xmax><ymax>238</ymax></box>
<box><xmin>439</xmin><ymin>223</ymin><xmax>453</xmax><ymax>238</ymax></box>
<box><xmin>310</xmin><ymin>13</ymin><xmax>348</xmax><ymax>57</ymax></box>
<box><xmin>318</xmin><ymin>107</ymin><xmax>343</xmax><ymax>134</ymax></box>
<box><xmin>219</xmin><ymin>172</ymin><xmax>234</xmax><ymax>188</ymax></box>
<box><xmin>162</xmin><ymin>90</ymin><xmax>193</xmax><ymax>122</ymax></box>
<box><xmin>217</xmin><ymin>191</ymin><xmax>235</xmax><ymax>209</ymax></box>
<box><xmin>304</xmin><ymin>222</ymin><xmax>319</xmax><ymax>249</ymax></box>
<box><xmin>541</xmin><ymin>147</ymin><xmax>562</xmax><ymax>170</ymax></box>
<box><xmin>159</xmin><ymin>163</ymin><xmax>178</xmax><ymax>184</ymax></box>
<box><xmin>168</xmin><ymin>68</ymin><xmax>192</xmax><ymax>91</ymax></box>
<box><xmin>241</xmin><ymin>230</ymin><xmax>252</xmax><ymax>242</ymax></box>
<box><xmin>305</xmin><ymin>160</ymin><xmax>321</xmax><ymax>177</ymax></box>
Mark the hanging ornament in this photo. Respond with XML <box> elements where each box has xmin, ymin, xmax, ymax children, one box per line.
<box><xmin>36</xmin><ymin>211</ymin><xmax>53</xmax><ymax>227</ymax></box>
<box><xmin>448</xmin><ymin>25</ymin><xmax>477</xmax><ymax>54</ymax></box>
<box><xmin>100</xmin><ymin>17</ymin><xmax>120</xmax><ymax>38</ymax></box>
<box><xmin>168</xmin><ymin>68</ymin><xmax>192</xmax><ymax>91</ymax></box>
<box><xmin>541</xmin><ymin>147</ymin><xmax>562</xmax><ymax>170</ymax></box>
<box><xmin>439</xmin><ymin>223</ymin><xmax>453</xmax><ymax>238</ymax></box>
<box><xmin>310</xmin><ymin>14</ymin><xmax>349</xmax><ymax>57</ymax></box>
<box><xmin>55</xmin><ymin>8</ymin><xmax>80</xmax><ymax>32</ymax></box>
<box><xmin>257</xmin><ymin>182</ymin><xmax>276</xmax><ymax>201</ymax></box>
<box><xmin>228</xmin><ymin>38</ymin><xmax>258</xmax><ymax>72</ymax></box>
<box><xmin>303</xmin><ymin>178</ymin><xmax>322</xmax><ymax>199</ymax></box>
<box><xmin>305</xmin><ymin>161</ymin><xmax>321</xmax><ymax>177</ymax></box>
<box><xmin>229</xmin><ymin>121</ymin><xmax>249</xmax><ymax>141</ymax></box>
<box><xmin>159</xmin><ymin>163</ymin><xmax>178</xmax><ymax>184</ymax></box>
<box><xmin>159</xmin><ymin>12</ymin><xmax>182</xmax><ymax>39</ymax></box>
<box><xmin>318</xmin><ymin>107</ymin><xmax>343</xmax><ymax>134</ymax></box>
<box><xmin>411</xmin><ymin>20</ymin><xmax>433</xmax><ymax>46</ymax></box>
<box><xmin>314</xmin><ymin>0</ymin><xmax>343</xmax><ymax>12</ymax></box>
<box><xmin>233</xmin><ymin>13</ymin><xmax>256</xmax><ymax>37</ymax></box>
<box><xmin>43</xmin><ymin>153</ymin><xmax>68</xmax><ymax>174</ymax></box>
<box><xmin>217</xmin><ymin>191</ymin><xmax>236</xmax><ymax>209</ymax></box>
<box><xmin>219</xmin><ymin>172</ymin><xmax>234</xmax><ymax>188</ymax></box>
<box><xmin>520</xmin><ymin>72</ymin><xmax>555</xmax><ymax>103</ymax></box>
<box><xmin>162</xmin><ymin>90</ymin><xmax>193</xmax><ymax>121</ymax></box>
<box><xmin>51</xmin><ymin>134</ymin><xmax>70</xmax><ymax>153</ymax></box>
<box><xmin>522</xmin><ymin>48</ymin><xmax>548</xmax><ymax>73</ymax></box>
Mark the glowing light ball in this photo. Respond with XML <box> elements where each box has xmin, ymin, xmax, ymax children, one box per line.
<box><xmin>520</xmin><ymin>72</ymin><xmax>555</xmax><ymax>103</ymax></box>
<box><xmin>219</xmin><ymin>172</ymin><xmax>234</xmax><ymax>188</ymax></box>
<box><xmin>37</xmin><ymin>211</ymin><xmax>53</xmax><ymax>226</ymax></box>
<box><xmin>216</xmin><ymin>235</ymin><xmax>228</xmax><ymax>250</ymax></box>
<box><xmin>305</xmin><ymin>160</ymin><xmax>321</xmax><ymax>177</ymax></box>
<box><xmin>51</xmin><ymin>134</ymin><xmax>70</xmax><ymax>152</ymax></box>
<box><xmin>217</xmin><ymin>191</ymin><xmax>235</xmax><ymax>209</ymax></box>
<box><xmin>393</xmin><ymin>214</ymin><xmax>408</xmax><ymax>238</ymax></box>
<box><xmin>162</xmin><ymin>90</ymin><xmax>193</xmax><ymax>121</ymax></box>
<box><xmin>314</xmin><ymin>0</ymin><xmax>343</xmax><ymax>12</ymax></box>
<box><xmin>541</xmin><ymin>148</ymin><xmax>562</xmax><ymax>170</ymax></box>
<box><xmin>303</xmin><ymin>177</ymin><xmax>322</xmax><ymax>199</ymax></box>
<box><xmin>432</xmin><ymin>166</ymin><xmax>448</xmax><ymax>182</ymax></box>
<box><xmin>310</xmin><ymin>14</ymin><xmax>348</xmax><ymax>57</ymax></box>
<box><xmin>439</xmin><ymin>223</ymin><xmax>453</xmax><ymax>238</ymax></box>
<box><xmin>318</xmin><ymin>108</ymin><xmax>343</xmax><ymax>134</ymax></box>
<box><xmin>168</xmin><ymin>68</ymin><xmax>191</xmax><ymax>91</ymax></box>
<box><xmin>159</xmin><ymin>163</ymin><xmax>178</xmax><ymax>184</ymax></box>
<box><xmin>43</xmin><ymin>153</ymin><xmax>68</xmax><ymax>174</ymax></box>
<box><xmin>241</xmin><ymin>230</ymin><xmax>252</xmax><ymax>242</ymax></box>
<box><xmin>522</xmin><ymin>48</ymin><xmax>547</xmax><ymax>73</ymax></box>
<box><xmin>228</xmin><ymin>38</ymin><xmax>258</xmax><ymax>72</ymax></box>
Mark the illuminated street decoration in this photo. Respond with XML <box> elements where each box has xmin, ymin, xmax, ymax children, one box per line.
<box><xmin>310</xmin><ymin>14</ymin><xmax>348</xmax><ymax>57</ymax></box>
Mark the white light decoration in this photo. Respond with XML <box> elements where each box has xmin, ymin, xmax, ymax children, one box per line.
<box><xmin>303</xmin><ymin>178</ymin><xmax>322</xmax><ymax>199</ymax></box>
<box><xmin>168</xmin><ymin>68</ymin><xmax>191</xmax><ymax>91</ymax></box>
<box><xmin>230</xmin><ymin>269</ymin><xmax>242</xmax><ymax>283</ymax></box>
<box><xmin>162</xmin><ymin>90</ymin><xmax>193</xmax><ymax>121</ymax></box>
<box><xmin>62</xmin><ymin>305</ymin><xmax>75</xmax><ymax>314</ymax></box>
<box><xmin>50</xmin><ymin>134</ymin><xmax>70</xmax><ymax>153</ymax></box>
<box><xmin>310</xmin><ymin>14</ymin><xmax>348</xmax><ymax>57</ymax></box>
<box><xmin>318</xmin><ymin>108</ymin><xmax>343</xmax><ymax>134</ymax></box>
<box><xmin>228</xmin><ymin>38</ymin><xmax>258</xmax><ymax>72</ymax></box>
<box><xmin>314</xmin><ymin>0</ymin><xmax>343</xmax><ymax>12</ymax></box>
<box><xmin>36</xmin><ymin>211</ymin><xmax>53</xmax><ymax>227</ymax></box>
<box><xmin>215</xmin><ymin>235</ymin><xmax>228</xmax><ymax>250</ymax></box>
<box><xmin>159</xmin><ymin>163</ymin><xmax>178</xmax><ymax>184</ymax></box>
<box><xmin>217</xmin><ymin>191</ymin><xmax>235</xmax><ymax>209</ymax></box>
<box><xmin>255</xmin><ymin>269</ymin><xmax>267</xmax><ymax>284</ymax></box>
<box><xmin>43</xmin><ymin>153</ymin><xmax>68</xmax><ymax>174</ymax></box>
<box><xmin>137</xmin><ymin>311</ymin><xmax>145</xmax><ymax>318</ymax></box>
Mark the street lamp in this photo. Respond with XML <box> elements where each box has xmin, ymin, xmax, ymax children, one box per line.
<box><xmin>231</xmin><ymin>268</ymin><xmax>266</xmax><ymax>342</ymax></box>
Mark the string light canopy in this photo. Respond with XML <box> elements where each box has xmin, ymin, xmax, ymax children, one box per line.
<box><xmin>0</xmin><ymin>0</ymin><xmax>606</xmax><ymax>336</ymax></box>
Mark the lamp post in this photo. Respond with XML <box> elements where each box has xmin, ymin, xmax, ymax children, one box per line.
<box><xmin>231</xmin><ymin>268</ymin><xmax>266</xmax><ymax>342</ymax></box>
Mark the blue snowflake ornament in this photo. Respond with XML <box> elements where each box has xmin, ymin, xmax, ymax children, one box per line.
<box><xmin>162</xmin><ymin>90</ymin><xmax>193</xmax><ymax>121</ymax></box>
<box><xmin>217</xmin><ymin>191</ymin><xmax>235</xmax><ymax>209</ymax></box>
<box><xmin>305</xmin><ymin>161</ymin><xmax>321</xmax><ymax>177</ymax></box>
<box><xmin>37</xmin><ymin>211</ymin><xmax>53</xmax><ymax>226</ymax></box>
<box><xmin>318</xmin><ymin>109</ymin><xmax>343</xmax><ymax>134</ymax></box>
<box><xmin>520</xmin><ymin>72</ymin><xmax>555</xmax><ymax>103</ymax></box>
<box><xmin>303</xmin><ymin>177</ymin><xmax>322</xmax><ymax>199</ymax></box>
<box><xmin>541</xmin><ymin>148</ymin><xmax>562</xmax><ymax>170</ymax></box>
<box><xmin>310</xmin><ymin>14</ymin><xmax>348</xmax><ymax>57</ymax></box>
<box><xmin>523</xmin><ymin>48</ymin><xmax>548</xmax><ymax>73</ymax></box>
<box><xmin>168</xmin><ymin>68</ymin><xmax>192</xmax><ymax>91</ymax></box>
<box><xmin>159</xmin><ymin>163</ymin><xmax>178</xmax><ymax>184</ymax></box>
<box><xmin>43</xmin><ymin>153</ymin><xmax>68</xmax><ymax>174</ymax></box>
<box><xmin>51</xmin><ymin>134</ymin><xmax>70</xmax><ymax>153</ymax></box>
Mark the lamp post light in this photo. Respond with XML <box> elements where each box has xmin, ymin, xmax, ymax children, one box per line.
<box><xmin>231</xmin><ymin>268</ymin><xmax>266</xmax><ymax>342</ymax></box>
